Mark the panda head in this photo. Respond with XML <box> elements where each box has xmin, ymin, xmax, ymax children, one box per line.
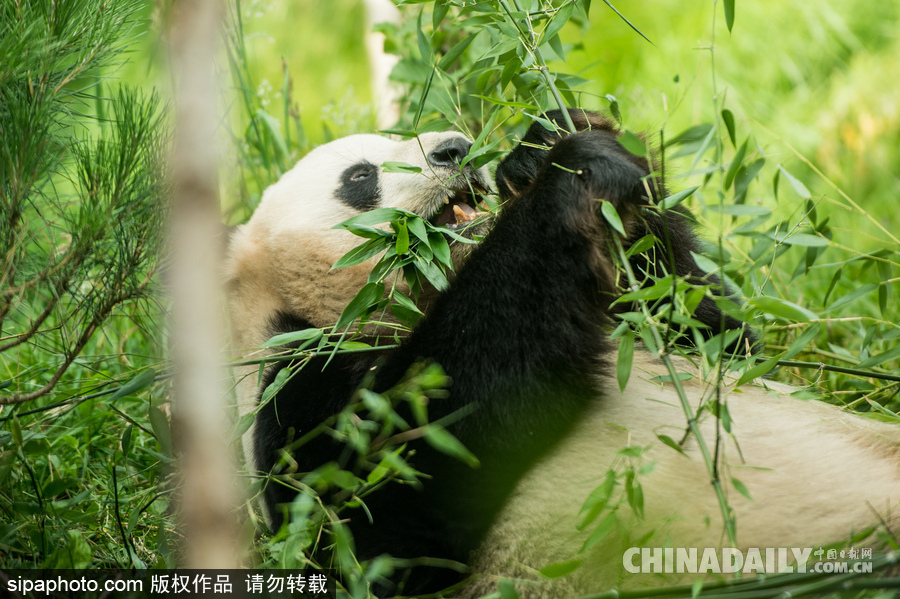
<box><xmin>225</xmin><ymin>132</ymin><xmax>492</xmax><ymax>349</ymax></box>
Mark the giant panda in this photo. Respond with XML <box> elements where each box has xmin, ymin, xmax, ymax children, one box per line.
<box><xmin>225</xmin><ymin>109</ymin><xmax>900</xmax><ymax>598</ymax></box>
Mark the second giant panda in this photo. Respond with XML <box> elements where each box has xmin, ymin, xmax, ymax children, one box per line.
<box><xmin>225</xmin><ymin>110</ymin><xmax>900</xmax><ymax>598</ymax></box>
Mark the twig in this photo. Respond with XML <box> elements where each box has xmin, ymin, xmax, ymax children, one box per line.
<box><xmin>497</xmin><ymin>0</ymin><xmax>576</xmax><ymax>133</ymax></box>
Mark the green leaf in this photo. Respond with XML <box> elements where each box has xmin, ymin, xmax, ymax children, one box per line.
<box><xmin>617</xmin><ymin>275</ymin><xmax>678</xmax><ymax>303</ymax></box>
<box><xmin>471</xmin><ymin>95</ymin><xmax>538</xmax><ymax>110</ymax></box>
<box><xmin>498</xmin><ymin>580</ymin><xmax>520</xmax><ymax>599</ymax></box>
<box><xmin>605</xmin><ymin>94</ymin><xmax>621</xmax><ymax>124</ymax></box>
<box><xmin>780</xmin><ymin>233</ymin><xmax>828</xmax><ymax>247</ymax></box>
<box><xmin>650</xmin><ymin>373</ymin><xmax>694</xmax><ymax>383</ymax></box>
<box><xmin>432</xmin><ymin>1</ymin><xmax>449</xmax><ymax>30</ymax></box>
<box><xmin>721</xmin><ymin>109</ymin><xmax>736</xmax><ymax>147</ymax></box>
<box><xmin>331</xmin><ymin>238</ymin><xmax>391</xmax><ymax>270</ymax></box>
<box><xmin>416</xmin><ymin>10</ymin><xmax>433</xmax><ymax>61</ymax></box>
<box><xmin>778</xmin><ymin>166</ymin><xmax>812</xmax><ymax>199</ymax></box>
<box><xmin>617</xmin><ymin>331</ymin><xmax>634</xmax><ymax>392</ymax></box>
<box><xmin>390</xmin><ymin>289</ymin><xmax>424</xmax><ymax>327</ymax></box>
<box><xmin>625</xmin><ymin>471</ymin><xmax>644</xmax><ymax>518</ymax></box>
<box><xmin>732</xmin><ymin>477</ymin><xmax>752</xmax><ymax>500</ymax></box>
<box><xmin>580</xmin><ymin>512</ymin><xmax>617</xmax><ymax>553</ymax></box>
<box><xmin>381</xmin><ymin>161</ymin><xmax>423</xmax><ymax>174</ymax></box>
<box><xmin>255</xmin><ymin>109</ymin><xmax>288</xmax><ymax>159</ymax></box>
<box><xmin>625</xmin><ymin>234</ymin><xmax>657</xmax><ymax>257</ymax></box>
<box><xmin>121</xmin><ymin>424</ymin><xmax>133</xmax><ymax>457</ymax></box>
<box><xmin>334</xmin><ymin>207</ymin><xmax>406</xmax><ymax>229</ymax></box>
<box><xmin>656</xmin><ymin>434</ymin><xmax>686</xmax><ymax>456</ymax></box>
<box><xmin>423</xmin><ymin>425</ymin><xmax>480</xmax><ymax>468</ymax></box>
<box><xmin>395</xmin><ymin>219</ymin><xmax>410</xmax><ymax>254</ymax></box>
<box><xmin>232</xmin><ymin>412</ymin><xmax>256</xmax><ymax>443</ymax></box>
<box><xmin>660</xmin><ymin>186</ymin><xmax>699</xmax><ymax>210</ymax></box>
<box><xmin>823</xmin><ymin>283</ymin><xmax>878</xmax><ymax>314</ymax></box>
<box><xmin>416</xmin><ymin>257</ymin><xmax>449</xmax><ymax>291</ymax></box>
<box><xmin>539</xmin><ymin>558</ymin><xmax>583</xmax><ymax>579</ymax></box>
<box><xmin>342</xmin><ymin>222</ymin><xmax>395</xmax><ymax>239</ymax></box>
<box><xmin>540</xmin><ymin>1</ymin><xmax>574</xmax><ymax>43</ymax></box>
<box><xmin>723</xmin><ymin>0</ymin><xmax>735</xmax><ymax>31</ymax></box>
<box><xmin>578</xmin><ymin>471</ymin><xmax>616</xmax><ymax>529</ymax></box>
<box><xmin>438</xmin><ymin>35</ymin><xmax>475</xmax><ymax>70</ymax></box>
<box><xmin>747</xmin><ymin>296</ymin><xmax>818</xmax><ymax>323</ymax></box>
<box><xmin>261</xmin><ymin>367</ymin><xmax>291</xmax><ymax>405</ymax></box>
<box><xmin>858</xmin><ymin>345</ymin><xmax>900</xmax><ymax>369</ymax></box>
<box><xmin>735</xmin><ymin>357</ymin><xmax>779</xmax><ymax>387</ymax></box>
<box><xmin>110</xmin><ymin>369</ymin><xmax>157</xmax><ymax>402</ymax></box>
<box><xmin>428</xmin><ymin>231</ymin><xmax>452</xmax><ymax>269</ymax></box>
<box><xmin>824</xmin><ymin>267</ymin><xmax>843</xmax><ymax>305</ymax></box>
<box><xmin>619</xmin><ymin>130</ymin><xmax>646</xmax><ymax>157</ymax></box>
<box><xmin>866</xmin><ymin>400</ymin><xmax>900</xmax><ymax>421</ymax></box>
<box><xmin>262</xmin><ymin>328</ymin><xmax>323</xmax><ymax>348</ymax></box>
<box><xmin>408</xmin><ymin>216</ymin><xmax>429</xmax><ymax>244</ymax></box>
<box><xmin>333</xmin><ymin>282</ymin><xmax>385</xmax><ymax>330</ymax></box>
<box><xmin>600</xmin><ymin>200</ymin><xmax>626</xmax><ymax>236</ymax></box>
<box><xmin>784</xmin><ymin>323</ymin><xmax>821</xmax><ymax>360</ymax></box>
<box><xmin>149</xmin><ymin>405</ymin><xmax>172</xmax><ymax>456</ymax></box>
<box><xmin>724</xmin><ymin>139</ymin><xmax>748</xmax><ymax>191</ymax></box>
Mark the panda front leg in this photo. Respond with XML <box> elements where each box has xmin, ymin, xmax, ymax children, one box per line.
<box><xmin>349</xmin><ymin>130</ymin><xmax>648</xmax><ymax>592</ymax></box>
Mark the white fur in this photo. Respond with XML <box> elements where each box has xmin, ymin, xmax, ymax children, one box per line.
<box><xmin>463</xmin><ymin>352</ymin><xmax>900</xmax><ymax>598</ymax></box>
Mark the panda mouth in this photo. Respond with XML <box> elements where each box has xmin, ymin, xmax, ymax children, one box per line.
<box><xmin>431</xmin><ymin>189</ymin><xmax>489</xmax><ymax>231</ymax></box>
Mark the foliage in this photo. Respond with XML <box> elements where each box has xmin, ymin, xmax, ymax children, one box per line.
<box><xmin>1</xmin><ymin>0</ymin><xmax>898</xmax><ymax>597</ymax></box>
<box><xmin>0</xmin><ymin>0</ymin><xmax>170</xmax><ymax>570</ymax></box>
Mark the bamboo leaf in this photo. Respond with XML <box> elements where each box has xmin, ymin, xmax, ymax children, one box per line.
<box><xmin>660</xmin><ymin>186</ymin><xmax>699</xmax><ymax>210</ymax></box>
<box><xmin>723</xmin><ymin>0</ymin><xmax>735</xmax><ymax>32</ymax></box>
<box><xmin>540</xmin><ymin>558</ymin><xmax>583</xmax><ymax>579</ymax></box>
<box><xmin>580</xmin><ymin>512</ymin><xmax>617</xmax><ymax>553</ymax></box>
<box><xmin>747</xmin><ymin>296</ymin><xmax>818</xmax><ymax>323</ymax></box>
<box><xmin>778</xmin><ymin>166</ymin><xmax>812</xmax><ymax>199</ymax></box>
<box><xmin>262</xmin><ymin>328</ymin><xmax>323</xmax><ymax>348</ymax></box>
<box><xmin>724</xmin><ymin>139</ymin><xmax>748</xmax><ymax>191</ymax></box>
<box><xmin>619</xmin><ymin>130</ymin><xmax>647</xmax><ymax>157</ymax></box>
<box><xmin>424</xmin><ymin>425</ymin><xmax>479</xmax><ymax>468</ymax></box>
<box><xmin>617</xmin><ymin>331</ymin><xmax>634</xmax><ymax>392</ymax></box>
<box><xmin>732</xmin><ymin>477</ymin><xmax>752</xmax><ymax>500</ymax></box>
<box><xmin>110</xmin><ymin>369</ymin><xmax>157</xmax><ymax>402</ymax></box>
<box><xmin>333</xmin><ymin>282</ymin><xmax>385</xmax><ymax>330</ymax></box>
<box><xmin>736</xmin><ymin>357</ymin><xmax>779</xmax><ymax>387</ymax></box>
<box><xmin>600</xmin><ymin>200</ymin><xmax>626</xmax><ymax>236</ymax></box>
<box><xmin>721</xmin><ymin>109</ymin><xmax>736</xmax><ymax>147</ymax></box>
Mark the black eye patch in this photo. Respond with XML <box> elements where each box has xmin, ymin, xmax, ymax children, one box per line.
<box><xmin>337</xmin><ymin>162</ymin><xmax>380</xmax><ymax>212</ymax></box>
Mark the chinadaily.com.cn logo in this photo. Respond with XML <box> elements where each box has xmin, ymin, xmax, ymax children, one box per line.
<box><xmin>623</xmin><ymin>547</ymin><xmax>875</xmax><ymax>575</ymax></box>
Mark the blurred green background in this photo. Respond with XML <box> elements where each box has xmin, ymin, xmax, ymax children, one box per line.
<box><xmin>221</xmin><ymin>0</ymin><xmax>898</xmax><ymax>226</ymax></box>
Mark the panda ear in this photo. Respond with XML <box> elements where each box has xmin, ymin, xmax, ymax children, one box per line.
<box><xmin>337</xmin><ymin>161</ymin><xmax>381</xmax><ymax>212</ymax></box>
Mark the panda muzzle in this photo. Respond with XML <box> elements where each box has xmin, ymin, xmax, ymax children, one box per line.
<box><xmin>432</xmin><ymin>191</ymin><xmax>487</xmax><ymax>230</ymax></box>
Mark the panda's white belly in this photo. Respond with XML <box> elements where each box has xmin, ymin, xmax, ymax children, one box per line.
<box><xmin>465</xmin><ymin>352</ymin><xmax>900</xmax><ymax>598</ymax></box>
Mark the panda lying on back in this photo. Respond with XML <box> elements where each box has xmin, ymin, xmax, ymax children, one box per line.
<box><xmin>226</xmin><ymin>110</ymin><xmax>900</xmax><ymax>598</ymax></box>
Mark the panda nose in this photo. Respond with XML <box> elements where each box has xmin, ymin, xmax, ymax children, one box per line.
<box><xmin>428</xmin><ymin>137</ymin><xmax>472</xmax><ymax>168</ymax></box>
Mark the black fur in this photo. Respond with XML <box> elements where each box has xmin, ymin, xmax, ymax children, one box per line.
<box><xmin>253</xmin><ymin>110</ymin><xmax>754</xmax><ymax>595</ymax></box>
<box><xmin>497</xmin><ymin>110</ymin><xmax>756</xmax><ymax>353</ymax></box>
<box><xmin>337</xmin><ymin>161</ymin><xmax>381</xmax><ymax>212</ymax></box>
